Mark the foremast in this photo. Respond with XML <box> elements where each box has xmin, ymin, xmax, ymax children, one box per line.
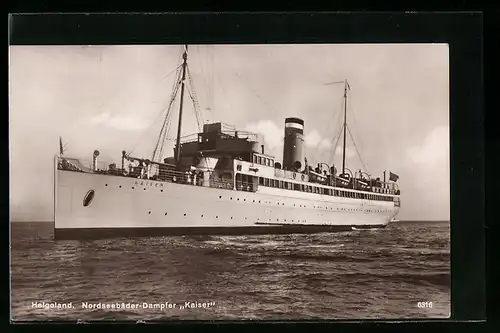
<box><xmin>175</xmin><ymin>45</ymin><xmax>189</xmax><ymax>165</ymax></box>
<box><xmin>341</xmin><ymin>79</ymin><xmax>350</xmax><ymax>175</ymax></box>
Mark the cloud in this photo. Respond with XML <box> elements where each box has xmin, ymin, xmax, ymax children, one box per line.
<box><xmin>402</xmin><ymin>125</ymin><xmax>450</xmax><ymax>220</ymax></box>
<box><xmin>245</xmin><ymin>120</ymin><xmax>339</xmax><ymax>165</ymax></box>
<box><xmin>244</xmin><ymin>119</ymin><xmax>283</xmax><ymax>150</ymax></box>
<box><xmin>305</xmin><ymin>130</ymin><xmax>332</xmax><ymax>150</ymax></box>
<box><xmin>90</xmin><ymin>112</ymin><xmax>149</xmax><ymax>131</ymax></box>
<box><xmin>407</xmin><ymin>125</ymin><xmax>449</xmax><ymax>166</ymax></box>
<box><xmin>334</xmin><ymin>146</ymin><xmax>355</xmax><ymax>158</ymax></box>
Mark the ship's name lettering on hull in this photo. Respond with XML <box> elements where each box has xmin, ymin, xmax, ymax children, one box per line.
<box><xmin>134</xmin><ymin>181</ymin><xmax>164</xmax><ymax>187</ymax></box>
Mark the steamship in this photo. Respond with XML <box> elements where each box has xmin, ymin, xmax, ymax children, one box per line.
<box><xmin>54</xmin><ymin>45</ymin><xmax>401</xmax><ymax>240</ymax></box>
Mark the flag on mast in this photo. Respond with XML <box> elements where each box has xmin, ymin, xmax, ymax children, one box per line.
<box><xmin>389</xmin><ymin>171</ymin><xmax>399</xmax><ymax>182</ymax></box>
<box><xmin>59</xmin><ymin>136</ymin><xmax>64</xmax><ymax>156</ymax></box>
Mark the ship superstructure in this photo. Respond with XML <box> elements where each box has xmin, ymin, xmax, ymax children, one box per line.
<box><xmin>54</xmin><ymin>45</ymin><xmax>401</xmax><ymax>239</ymax></box>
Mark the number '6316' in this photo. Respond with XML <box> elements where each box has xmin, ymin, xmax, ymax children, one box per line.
<box><xmin>417</xmin><ymin>302</ymin><xmax>433</xmax><ymax>308</ymax></box>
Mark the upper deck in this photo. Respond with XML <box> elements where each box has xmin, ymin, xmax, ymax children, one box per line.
<box><xmin>56</xmin><ymin>153</ymin><xmax>401</xmax><ymax>207</ymax></box>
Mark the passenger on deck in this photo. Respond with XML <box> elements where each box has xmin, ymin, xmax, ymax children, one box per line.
<box><xmin>192</xmin><ymin>170</ymin><xmax>199</xmax><ymax>185</ymax></box>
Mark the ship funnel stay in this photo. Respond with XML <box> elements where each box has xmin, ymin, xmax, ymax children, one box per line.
<box><xmin>282</xmin><ymin>117</ymin><xmax>304</xmax><ymax>171</ymax></box>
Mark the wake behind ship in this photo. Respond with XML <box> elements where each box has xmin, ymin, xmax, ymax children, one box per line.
<box><xmin>54</xmin><ymin>45</ymin><xmax>401</xmax><ymax>240</ymax></box>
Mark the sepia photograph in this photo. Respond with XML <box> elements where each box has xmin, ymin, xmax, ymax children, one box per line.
<box><xmin>9</xmin><ymin>43</ymin><xmax>450</xmax><ymax>321</ymax></box>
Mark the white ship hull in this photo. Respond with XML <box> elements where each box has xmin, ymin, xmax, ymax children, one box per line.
<box><xmin>54</xmin><ymin>169</ymin><xmax>399</xmax><ymax>239</ymax></box>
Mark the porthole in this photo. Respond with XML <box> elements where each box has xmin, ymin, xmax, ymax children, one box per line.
<box><xmin>119</xmin><ymin>185</ymin><xmax>122</xmax><ymax>188</ymax></box>
<box><xmin>165</xmin><ymin>213</ymin><xmax>168</xmax><ymax>215</ymax></box>
<box><xmin>148</xmin><ymin>211</ymin><xmax>151</xmax><ymax>214</ymax></box>
<box><xmin>216</xmin><ymin>216</ymin><xmax>219</xmax><ymax>218</ymax></box>
<box><xmin>201</xmin><ymin>214</ymin><xmax>204</xmax><ymax>217</ymax></box>
<box><xmin>105</xmin><ymin>184</ymin><xmax>108</xmax><ymax>187</ymax></box>
<box><xmin>132</xmin><ymin>187</ymin><xmax>135</xmax><ymax>189</ymax></box>
<box><xmin>161</xmin><ymin>190</ymin><xmax>163</xmax><ymax>192</ymax></box>
<box><xmin>83</xmin><ymin>190</ymin><xmax>95</xmax><ymax>207</ymax></box>
<box><xmin>144</xmin><ymin>188</ymin><xmax>146</xmax><ymax>191</ymax></box>
<box><xmin>219</xmin><ymin>196</ymin><xmax>222</xmax><ymax>199</ymax></box>
<box><xmin>231</xmin><ymin>217</ymin><xmax>233</xmax><ymax>219</ymax></box>
<box><xmin>184</xmin><ymin>213</ymin><xmax>187</xmax><ymax>216</ymax></box>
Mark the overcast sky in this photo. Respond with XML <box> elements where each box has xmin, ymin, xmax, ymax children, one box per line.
<box><xmin>9</xmin><ymin>44</ymin><xmax>449</xmax><ymax>221</ymax></box>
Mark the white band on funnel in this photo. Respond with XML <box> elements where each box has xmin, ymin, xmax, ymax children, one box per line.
<box><xmin>285</xmin><ymin>122</ymin><xmax>304</xmax><ymax>130</ymax></box>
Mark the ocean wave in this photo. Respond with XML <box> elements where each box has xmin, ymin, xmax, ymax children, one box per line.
<box><xmin>338</xmin><ymin>272</ymin><xmax>450</xmax><ymax>288</ymax></box>
<box><xmin>10</xmin><ymin>221</ymin><xmax>451</xmax><ymax>320</ymax></box>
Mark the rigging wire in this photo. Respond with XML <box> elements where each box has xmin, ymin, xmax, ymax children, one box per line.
<box><xmin>150</xmin><ymin>66</ymin><xmax>183</xmax><ymax>162</ymax></box>
<box><xmin>345</xmin><ymin>89</ymin><xmax>366</xmax><ymax>165</ymax></box>
<box><xmin>328</xmin><ymin>121</ymin><xmax>345</xmax><ymax>167</ymax></box>
<box><xmin>214</xmin><ymin>68</ymin><xmax>238</xmax><ymax>125</ymax></box>
<box><xmin>95</xmin><ymin>50</ymin><xmax>181</xmax><ymax>120</ymax></box>
<box><xmin>125</xmin><ymin>63</ymin><xmax>182</xmax><ymax>156</ymax></box>
<box><xmin>324</xmin><ymin>100</ymin><xmax>347</xmax><ymax>167</ymax></box>
<box><xmin>186</xmin><ymin>85</ymin><xmax>203</xmax><ymax>132</ymax></box>
<box><xmin>162</xmin><ymin>61</ymin><xmax>184</xmax><ymax>142</ymax></box>
<box><xmin>145</xmin><ymin>47</ymin><xmax>184</xmax><ymax>169</ymax></box>
<box><xmin>186</xmin><ymin>65</ymin><xmax>204</xmax><ymax>131</ymax></box>
<box><xmin>197</xmin><ymin>45</ymin><xmax>215</xmax><ymax>122</ymax></box>
<box><xmin>310</xmin><ymin>94</ymin><xmax>344</xmax><ymax>162</ymax></box>
<box><xmin>157</xmin><ymin>77</ymin><xmax>182</xmax><ymax>160</ymax></box>
<box><xmin>225</xmin><ymin>56</ymin><xmax>280</xmax><ymax>119</ymax></box>
<box><xmin>209</xmin><ymin>45</ymin><xmax>215</xmax><ymax>120</ymax></box>
<box><xmin>196</xmin><ymin>45</ymin><xmax>212</xmax><ymax>122</ymax></box>
<box><xmin>347</xmin><ymin>124</ymin><xmax>369</xmax><ymax>172</ymax></box>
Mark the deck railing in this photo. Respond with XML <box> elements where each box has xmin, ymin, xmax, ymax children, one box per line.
<box><xmin>56</xmin><ymin>156</ymin><xmax>400</xmax><ymax>196</ymax></box>
<box><xmin>56</xmin><ymin>156</ymin><xmax>236</xmax><ymax>190</ymax></box>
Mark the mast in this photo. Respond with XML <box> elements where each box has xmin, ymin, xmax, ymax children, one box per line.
<box><xmin>175</xmin><ymin>45</ymin><xmax>188</xmax><ymax>165</ymax></box>
<box><xmin>341</xmin><ymin>79</ymin><xmax>348</xmax><ymax>175</ymax></box>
